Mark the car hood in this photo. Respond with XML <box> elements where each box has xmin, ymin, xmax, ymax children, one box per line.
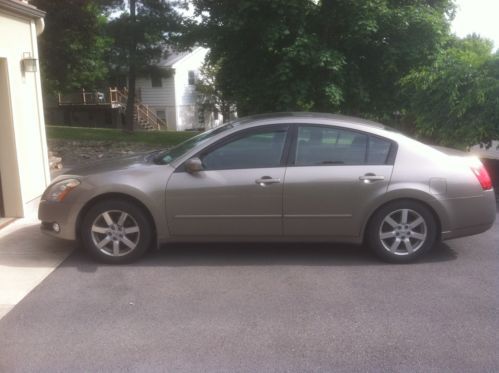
<box><xmin>64</xmin><ymin>151</ymin><xmax>160</xmax><ymax>177</ymax></box>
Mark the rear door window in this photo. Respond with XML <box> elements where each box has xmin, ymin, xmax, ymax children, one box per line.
<box><xmin>294</xmin><ymin>125</ymin><xmax>394</xmax><ymax>166</ymax></box>
<box><xmin>295</xmin><ymin>126</ymin><xmax>368</xmax><ymax>166</ymax></box>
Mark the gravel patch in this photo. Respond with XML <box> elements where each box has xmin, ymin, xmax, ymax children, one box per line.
<box><xmin>48</xmin><ymin>139</ymin><xmax>165</xmax><ymax>170</ymax></box>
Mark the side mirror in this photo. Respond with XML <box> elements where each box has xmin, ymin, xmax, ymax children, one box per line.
<box><xmin>185</xmin><ymin>157</ymin><xmax>204</xmax><ymax>174</ymax></box>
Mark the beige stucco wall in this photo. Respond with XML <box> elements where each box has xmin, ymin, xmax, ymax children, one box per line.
<box><xmin>0</xmin><ymin>9</ymin><xmax>50</xmax><ymax>217</ymax></box>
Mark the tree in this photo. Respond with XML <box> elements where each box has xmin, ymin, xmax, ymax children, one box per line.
<box><xmin>106</xmin><ymin>0</ymin><xmax>185</xmax><ymax>131</ymax></box>
<box><xmin>401</xmin><ymin>35</ymin><xmax>499</xmax><ymax>147</ymax></box>
<box><xmin>196</xmin><ymin>60</ymin><xmax>236</xmax><ymax>123</ymax></box>
<box><xmin>32</xmin><ymin>0</ymin><xmax>112</xmax><ymax>94</ymax></box>
<box><xmin>191</xmin><ymin>0</ymin><xmax>454</xmax><ymax>119</ymax></box>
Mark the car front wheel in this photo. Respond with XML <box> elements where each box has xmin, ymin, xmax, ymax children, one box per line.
<box><xmin>81</xmin><ymin>199</ymin><xmax>153</xmax><ymax>263</ymax></box>
<box><xmin>366</xmin><ymin>200</ymin><xmax>438</xmax><ymax>263</ymax></box>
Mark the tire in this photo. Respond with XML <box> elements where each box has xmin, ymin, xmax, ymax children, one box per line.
<box><xmin>81</xmin><ymin>199</ymin><xmax>153</xmax><ymax>264</ymax></box>
<box><xmin>366</xmin><ymin>200</ymin><xmax>438</xmax><ymax>263</ymax></box>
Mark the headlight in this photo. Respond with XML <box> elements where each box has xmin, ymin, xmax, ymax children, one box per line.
<box><xmin>44</xmin><ymin>178</ymin><xmax>81</xmax><ymax>202</ymax></box>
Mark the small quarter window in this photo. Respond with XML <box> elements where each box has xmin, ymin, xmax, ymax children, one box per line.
<box><xmin>367</xmin><ymin>136</ymin><xmax>392</xmax><ymax>165</ymax></box>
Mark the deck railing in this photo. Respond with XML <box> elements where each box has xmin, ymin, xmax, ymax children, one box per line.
<box><xmin>58</xmin><ymin>88</ymin><xmax>109</xmax><ymax>105</ymax></box>
<box><xmin>115</xmin><ymin>88</ymin><xmax>167</xmax><ymax>131</ymax></box>
<box><xmin>58</xmin><ymin>87</ymin><xmax>167</xmax><ymax>130</ymax></box>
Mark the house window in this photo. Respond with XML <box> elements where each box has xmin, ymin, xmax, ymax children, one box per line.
<box><xmin>151</xmin><ymin>72</ymin><xmax>162</xmax><ymax>87</ymax></box>
<box><xmin>156</xmin><ymin>110</ymin><xmax>166</xmax><ymax>121</ymax></box>
<box><xmin>188</xmin><ymin>70</ymin><xmax>196</xmax><ymax>85</ymax></box>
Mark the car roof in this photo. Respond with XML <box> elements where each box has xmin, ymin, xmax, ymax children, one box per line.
<box><xmin>229</xmin><ymin>112</ymin><xmax>393</xmax><ymax>131</ymax></box>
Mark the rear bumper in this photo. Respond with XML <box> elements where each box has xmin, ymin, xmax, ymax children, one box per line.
<box><xmin>441</xmin><ymin>222</ymin><xmax>495</xmax><ymax>240</ymax></box>
<box><xmin>440</xmin><ymin>190</ymin><xmax>497</xmax><ymax>240</ymax></box>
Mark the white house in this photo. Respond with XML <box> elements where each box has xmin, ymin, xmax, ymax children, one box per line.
<box><xmin>136</xmin><ymin>47</ymin><xmax>222</xmax><ymax>131</ymax></box>
<box><xmin>0</xmin><ymin>0</ymin><xmax>50</xmax><ymax>220</ymax></box>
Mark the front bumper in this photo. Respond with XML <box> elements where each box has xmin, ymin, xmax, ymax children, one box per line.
<box><xmin>38</xmin><ymin>199</ymin><xmax>81</xmax><ymax>240</ymax></box>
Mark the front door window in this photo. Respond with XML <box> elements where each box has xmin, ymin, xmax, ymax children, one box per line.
<box><xmin>201</xmin><ymin>129</ymin><xmax>288</xmax><ymax>170</ymax></box>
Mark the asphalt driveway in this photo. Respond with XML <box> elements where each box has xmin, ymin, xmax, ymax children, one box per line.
<box><xmin>0</xmin><ymin>212</ymin><xmax>498</xmax><ymax>372</ymax></box>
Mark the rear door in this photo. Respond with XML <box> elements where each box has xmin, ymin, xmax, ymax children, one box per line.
<box><xmin>283</xmin><ymin>124</ymin><xmax>395</xmax><ymax>237</ymax></box>
<box><xmin>166</xmin><ymin>124</ymin><xmax>291</xmax><ymax>237</ymax></box>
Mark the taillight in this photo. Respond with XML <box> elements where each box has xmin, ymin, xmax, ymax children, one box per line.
<box><xmin>471</xmin><ymin>165</ymin><xmax>493</xmax><ymax>190</ymax></box>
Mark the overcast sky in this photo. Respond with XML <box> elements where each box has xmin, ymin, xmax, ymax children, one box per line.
<box><xmin>452</xmin><ymin>0</ymin><xmax>499</xmax><ymax>50</ymax></box>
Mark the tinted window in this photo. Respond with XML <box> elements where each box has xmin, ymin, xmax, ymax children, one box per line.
<box><xmin>295</xmin><ymin>126</ymin><xmax>367</xmax><ymax>166</ymax></box>
<box><xmin>368</xmin><ymin>136</ymin><xmax>392</xmax><ymax>164</ymax></box>
<box><xmin>202</xmin><ymin>129</ymin><xmax>287</xmax><ymax>170</ymax></box>
<box><xmin>156</xmin><ymin>124</ymin><xmax>234</xmax><ymax>165</ymax></box>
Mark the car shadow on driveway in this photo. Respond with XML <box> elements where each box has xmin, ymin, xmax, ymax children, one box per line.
<box><xmin>66</xmin><ymin>239</ymin><xmax>458</xmax><ymax>273</ymax></box>
<box><xmin>1</xmin><ymin>223</ymin><xmax>457</xmax><ymax>271</ymax></box>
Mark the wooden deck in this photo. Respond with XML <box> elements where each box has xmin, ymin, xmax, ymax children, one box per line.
<box><xmin>58</xmin><ymin>88</ymin><xmax>124</xmax><ymax>109</ymax></box>
<box><xmin>57</xmin><ymin>88</ymin><xmax>167</xmax><ymax>130</ymax></box>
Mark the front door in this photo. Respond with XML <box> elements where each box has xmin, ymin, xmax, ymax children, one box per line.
<box><xmin>166</xmin><ymin>125</ymin><xmax>290</xmax><ymax>237</ymax></box>
<box><xmin>283</xmin><ymin>124</ymin><xmax>395</xmax><ymax>237</ymax></box>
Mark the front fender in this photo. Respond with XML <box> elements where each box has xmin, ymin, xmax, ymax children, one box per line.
<box><xmin>73</xmin><ymin>165</ymin><xmax>173</xmax><ymax>242</ymax></box>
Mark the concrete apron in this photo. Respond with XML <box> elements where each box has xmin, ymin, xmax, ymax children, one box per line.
<box><xmin>0</xmin><ymin>214</ymin><xmax>73</xmax><ymax>319</ymax></box>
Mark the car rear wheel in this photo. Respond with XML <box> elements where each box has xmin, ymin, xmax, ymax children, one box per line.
<box><xmin>81</xmin><ymin>199</ymin><xmax>153</xmax><ymax>263</ymax></box>
<box><xmin>366</xmin><ymin>200</ymin><xmax>438</xmax><ymax>263</ymax></box>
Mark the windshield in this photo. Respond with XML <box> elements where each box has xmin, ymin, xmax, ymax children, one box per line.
<box><xmin>155</xmin><ymin>124</ymin><xmax>234</xmax><ymax>164</ymax></box>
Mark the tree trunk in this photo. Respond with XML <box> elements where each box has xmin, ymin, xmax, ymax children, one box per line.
<box><xmin>221</xmin><ymin>101</ymin><xmax>231</xmax><ymax>123</ymax></box>
<box><xmin>124</xmin><ymin>0</ymin><xmax>137</xmax><ymax>132</ymax></box>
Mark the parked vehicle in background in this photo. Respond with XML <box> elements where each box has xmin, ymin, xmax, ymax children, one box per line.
<box><xmin>39</xmin><ymin>113</ymin><xmax>496</xmax><ymax>264</ymax></box>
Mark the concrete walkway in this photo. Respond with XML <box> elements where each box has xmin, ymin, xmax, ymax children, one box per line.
<box><xmin>0</xmin><ymin>215</ymin><xmax>73</xmax><ymax>319</ymax></box>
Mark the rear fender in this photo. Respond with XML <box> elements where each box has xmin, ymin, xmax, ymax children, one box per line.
<box><xmin>359</xmin><ymin>187</ymin><xmax>449</xmax><ymax>239</ymax></box>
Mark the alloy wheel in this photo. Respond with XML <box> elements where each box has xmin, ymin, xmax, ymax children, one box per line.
<box><xmin>90</xmin><ymin>210</ymin><xmax>141</xmax><ymax>257</ymax></box>
<box><xmin>378</xmin><ymin>209</ymin><xmax>427</xmax><ymax>256</ymax></box>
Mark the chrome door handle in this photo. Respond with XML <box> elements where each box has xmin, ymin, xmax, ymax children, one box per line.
<box><xmin>255</xmin><ymin>176</ymin><xmax>281</xmax><ymax>186</ymax></box>
<box><xmin>359</xmin><ymin>174</ymin><xmax>385</xmax><ymax>182</ymax></box>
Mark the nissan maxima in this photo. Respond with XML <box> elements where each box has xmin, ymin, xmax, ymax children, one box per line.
<box><xmin>39</xmin><ymin>113</ymin><xmax>496</xmax><ymax>263</ymax></box>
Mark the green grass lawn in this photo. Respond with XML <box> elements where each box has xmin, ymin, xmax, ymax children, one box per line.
<box><xmin>46</xmin><ymin>126</ymin><xmax>196</xmax><ymax>146</ymax></box>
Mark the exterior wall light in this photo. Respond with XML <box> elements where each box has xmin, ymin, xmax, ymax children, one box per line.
<box><xmin>21</xmin><ymin>52</ymin><xmax>37</xmax><ymax>73</ymax></box>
